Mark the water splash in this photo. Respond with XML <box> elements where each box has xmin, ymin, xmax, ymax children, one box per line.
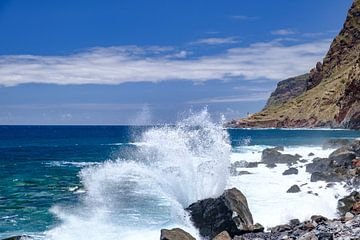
<box><xmin>45</xmin><ymin>109</ymin><xmax>231</xmax><ymax>240</ymax></box>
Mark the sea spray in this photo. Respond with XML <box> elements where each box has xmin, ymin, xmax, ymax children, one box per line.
<box><xmin>45</xmin><ymin>109</ymin><xmax>231</xmax><ymax>240</ymax></box>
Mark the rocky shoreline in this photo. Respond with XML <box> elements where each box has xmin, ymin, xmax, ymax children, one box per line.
<box><xmin>160</xmin><ymin>139</ymin><xmax>360</xmax><ymax>240</ymax></box>
<box><xmin>4</xmin><ymin>139</ymin><xmax>360</xmax><ymax>240</ymax></box>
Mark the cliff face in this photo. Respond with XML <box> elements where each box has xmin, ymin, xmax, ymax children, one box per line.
<box><xmin>230</xmin><ymin>0</ymin><xmax>360</xmax><ymax>129</ymax></box>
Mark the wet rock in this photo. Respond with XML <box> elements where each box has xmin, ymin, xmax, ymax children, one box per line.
<box><xmin>308</xmin><ymin>152</ymin><xmax>315</xmax><ymax>157</ymax></box>
<box><xmin>160</xmin><ymin>228</ymin><xmax>196</xmax><ymax>240</ymax></box>
<box><xmin>231</xmin><ymin>170</ymin><xmax>252</xmax><ymax>176</ymax></box>
<box><xmin>352</xmin><ymin>201</ymin><xmax>360</xmax><ymax>214</ymax></box>
<box><xmin>328</xmin><ymin>147</ymin><xmax>356</xmax><ymax>167</ymax></box>
<box><xmin>310</xmin><ymin>172</ymin><xmax>340</xmax><ymax>183</ymax></box>
<box><xmin>266</xmin><ymin>163</ymin><xmax>277</xmax><ymax>168</ymax></box>
<box><xmin>287</xmin><ymin>185</ymin><xmax>301</xmax><ymax>193</ymax></box>
<box><xmin>270</xmin><ymin>224</ymin><xmax>292</xmax><ymax>233</ymax></box>
<box><xmin>261</xmin><ymin>148</ymin><xmax>300</xmax><ymax>165</ymax></box>
<box><xmin>186</xmin><ymin>188</ymin><xmax>260</xmax><ymax>238</ymax></box>
<box><xmin>305</xmin><ymin>158</ymin><xmax>332</xmax><ymax>174</ymax></box>
<box><xmin>310</xmin><ymin>215</ymin><xmax>327</xmax><ymax>223</ymax></box>
<box><xmin>298</xmin><ymin>231</ymin><xmax>317</xmax><ymax>240</ymax></box>
<box><xmin>337</xmin><ymin>191</ymin><xmax>360</xmax><ymax>215</ymax></box>
<box><xmin>212</xmin><ymin>231</ymin><xmax>231</xmax><ymax>240</ymax></box>
<box><xmin>282</xmin><ymin>167</ymin><xmax>299</xmax><ymax>175</ymax></box>
<box><xmin>289</xmin><ymin>219</ymin><xmax>301</xmax><ymax>226</ymax></box>
<box><xmin>323</xmin><ymin>139</ymin><xmax>351</xmax><ymax>149</ymax></box>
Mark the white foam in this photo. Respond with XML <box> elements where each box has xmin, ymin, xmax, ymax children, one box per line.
<box><xmin>228</xmin><ymin>145</ymin><xmax>349</xmax><ymax>228</ymax></box>
<box><xmin>45</xmin><ymin>109</ymin><xmax>230</xmax><ymax>240</ymax></box>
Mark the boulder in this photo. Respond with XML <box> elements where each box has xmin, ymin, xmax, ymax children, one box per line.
<box><xmin>305</xmin><ymin>158</ymin><xmax>332</xmax><ymax>174</ymax></box>
<box><xmin>282</xmin><ymin>168</ymin><xmax>299</xmax><ymax>175</ymax></box>
<box><xmin>287</xmin><ymin>185</ymin><xmax>301</xmax><ymax>193</ymax></box>
<box><xmin>310</xmin><ymin>172</ymin><xmax>340</xmax><ymax>182</ymax></box>
<box><xmin>186</xmin><ymin>188</ymin><xmax>261</xmax><ymax>238</ymax></box>
<box><xmin>212</xmin><ymin>231</ymin><xmax>232</xmax><ymax>240</ymax></box>
<box><xmin>328</xmin><ymin>147</ymin><xmax>356</xmax><ymax>167</ymax></box>
<box><xmin>337</xmin><ymin>191</ymin><xmax>360</xmax><ymax>215</ymax></box>
<box><xmin>261</xmin><ymin>148</ymin><xmax>300</xmax><ymax>165</ymax></box>
<box><xmin>160</xmin><ymin>228</ymin><xmax>196</xmax><ymax>240</ymax></box>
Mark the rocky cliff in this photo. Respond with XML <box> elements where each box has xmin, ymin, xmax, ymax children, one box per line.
<box><xmin>230</xmin><ymin>0</ymin><xmax>360</xmax><ymax>129</ymax></box>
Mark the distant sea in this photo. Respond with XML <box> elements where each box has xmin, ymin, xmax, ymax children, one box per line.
<box><xmin>1</xmin><ymin>112</ymin><xmax>360</xmax><ymax>239</ymax></box>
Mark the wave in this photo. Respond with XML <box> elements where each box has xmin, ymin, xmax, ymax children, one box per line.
<box><xmin>45</xmin><ymin>109</ymin><xmax>231</xmax><ymax>240</ymax></box>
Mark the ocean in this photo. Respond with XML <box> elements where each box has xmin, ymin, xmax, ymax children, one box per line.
<box><xmin>1</xmin><ymin>110</ymin><xmax>360</xmax><ymax>240</ymax></box>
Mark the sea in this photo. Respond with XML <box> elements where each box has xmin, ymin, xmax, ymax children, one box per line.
<box><xmin>1</xmin><ymin>110</ymin><xmax>360</xmax><ymax>240</ymax></box>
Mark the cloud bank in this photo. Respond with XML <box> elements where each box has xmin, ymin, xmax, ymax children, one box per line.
<box><xmin>0</xmin><ymin>40</ymin><xmax>330</xmax><ymax>87</ymax></box>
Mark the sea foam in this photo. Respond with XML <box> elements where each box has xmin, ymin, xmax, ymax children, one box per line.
<box><xmin>45</xmin><ymin>109</ymin><xmax>231</xmax><ymax>240</ymax></box>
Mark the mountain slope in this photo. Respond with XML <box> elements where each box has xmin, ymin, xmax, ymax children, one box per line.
<box><xmin>230</xmin><ymin>0</ymin><xmax>360</xmax><ymax>129</ymax></box>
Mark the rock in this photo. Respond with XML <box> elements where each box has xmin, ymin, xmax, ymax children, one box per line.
<box><xmin>289</xmin><ymin>219</ymin><xmax>301</xmax><ymax>226</ymax></box>
<box><xmin>186</xmin><ymin>188</ymin><xmax>259</xmax><ymax>238</ymax></box>
<box><xmin>298</xmin><ymin>232</ymin><xmax>318</xmax><ymax>240</ymax></box>
<box><xmin>310</xmin><ymin>172</ymin><xmax>340</xmax><ymax>182</ymax></box>
<box><xmin>328</xmin><ymin>147</ymin><xmax>356</xmax><ymax>167</ymax></box>
<box><xmin>310</xmin><ymin>215</ymin><xmax>327</xmax><ymax>223</ymax></box>
<box><xmin>274</xmin><ymin>146</ymin><xmax>285</xmax><ymax>151</ymax></box>
<box><xmin>352</xmin><ymin>201</ymin><xmax>360</xmax><ymax>214</ymax></box>
<box><xmin>337</xmin><ymin>191</ymin><xmax>360</xmax><ymax>215</ymax></box>
<box><xmin>212</xmin><ymin>231</ymin><xmax>231</xmax><ymax>240</ymax></box>
<box><xmin>308</xmin><ymin>152</ymin><xmax>315</xmax><ymax>157</ymax></box>
<box><xmin>287</xmin><ymin>185</ymin><xmax>301</xmax><ymax>193</ymax></box>
<box><xmin>160</xmin><ymin>228</ymin><xmax>196</xmax><ymax>240</ymax></box>
<box><xmin>323</xmin><ymin>139</ymin><xmax>351</xmax><ymax>149</ymax></box>
<box><xmin>266</xmin><ymin>163</ymin><xmax>277</xmax><ymax>168</ymax></box>
<box><xmin>352</xmin><ymin>159</ymin><xmax>360</xmax><ymax>167</ymax></box>
<box><xmin>261</xmin><ymin>148</ymin><xmax>300</xmax><ymax>165</ymax></box>
<box><xmin>282</xmin><ymin>168</ymin><xmax>299</xmax><ymax>175</ymax></box>
<box><xmin>270</xmin><ymin>224</ymin><xmax>292</xmax><ymax>233</ymax></box>
<box><xmin>305</xmin><ymin>158</ymin><xmax>332</xmax><ymax>174</ymax></box>
<box><xmin>344</xmin><ymin>212</ymin><xmax>354</xmax><ymax>221</ymax></box>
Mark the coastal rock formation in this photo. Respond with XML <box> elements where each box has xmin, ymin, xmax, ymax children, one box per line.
<box><xmin>185</xmin><ymin>188</ymin><xmax>263</xmax><ymax>238</ymax></box>
<box><xmin>229</xmin><ymin>0</ymin><xmax>360</xmax><ymax>129</ymax></box>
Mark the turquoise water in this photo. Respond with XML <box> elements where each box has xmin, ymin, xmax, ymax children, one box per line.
<box><xmin>1</xmin><ymin>125</ymin><xmax>360</xmax><ymax>239</ymax></box>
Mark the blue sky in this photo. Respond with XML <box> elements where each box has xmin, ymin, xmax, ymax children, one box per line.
<box><xmin>0</xmin><ymin>0</ymin><xmax>353</xmax><ymax>124</ymax></box>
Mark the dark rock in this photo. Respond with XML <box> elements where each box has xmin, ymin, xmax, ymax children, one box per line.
<box><xmin>316</xmin><ymin>232</ymin><xmax>333</xmax><ymax>240</ymax></box>
<box><xmin>308</xmin><ymin>152</ymin><xmax>315</xmax><ymax>157</ymax></box>
<box><xmin>274</xmin><ymin>146</ymin><xmax>284</xmax><ymax>151</ymax></box>
<box><xmin>323</xmin><ymin>139</ymin><xmax>351</xmax><ymax>149</ymax></box>
<box><xmin>289</xmin><ymin>219</ymin><xmax>301</xmax><ymax>226</ymax></box>
<box><xmin>270</xmin><ymin>224</ymin><xmax>292</xmax><ymax>233</ymax></box>
<box><xmin>337</xmin><ymin>191</ymin><xmax>360</xmax><ymax>215</ymax></box>
<box><xmin>282</xmin><ymin>167</ymin><xmax>299</xmax><ymax>175</ymax></box>
<box><xmin>305</xmin><ymin>158</ymin><xmax>332</xmax><ymax>174</ymax></box>
<box><xmin>266</xmin><ymin>163</ymin><xmax>277</xmax><ymax>168</ymax></box>
<box><xmin>328</xmin><ymin>147</ymin><xmax>356</xmax><ymax>167</ymax></box>
<box><xmin>310</xmin><ymin>215</ymin><xmax>327</xmax><ymax>223</ymax></box>
<box><xmin>186</xmin><ymin>188</ymin><xmax>259</xmax><ymax>238</ymax></box>
<box><xmin>287</xmin><ymin>185</ymin><xmax>301</xmax><ymax>193</ymax></box>
<box><xmin>310</xmin><ymin>172</ymin><xmax>340</xmax><ymax>182</ymax></box>
<box><xmin>261</xmin><ymin>148</ymin><xmax>300</xmax><ymax>165</ymax></box>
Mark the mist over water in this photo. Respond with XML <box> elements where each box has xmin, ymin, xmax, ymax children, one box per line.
<box><xmin>45</xmin><ymin>109</ymin><xmax>231</xmax><ymax>240</ymax></box>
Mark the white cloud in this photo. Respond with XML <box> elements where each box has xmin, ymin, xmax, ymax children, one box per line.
<box><xmin>271</xmin><ymin>29</ymin><xmax>296</xmax><ymax>36</ymax></box>
<box><xmin>188</xmin><ymin>93</ymin><xmax>271</xmax><ymax>104</ymax></box>
<box><xmin>0</xmin><ymin>39</ymin><xmax>331</xmax><ymax>87</ymax></box>
<box><xmin>191</xmin><ymin>37</ymin><xmax>239</xmax><ymax>45</ymax></box>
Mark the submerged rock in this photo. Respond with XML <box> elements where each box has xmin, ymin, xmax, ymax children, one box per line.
<box><xmin>186</xmin><ymin>188</ymin><xmax>262</xmax><ymax>238</ymax></box>
<box><xmin>287</xmin><ymin>185</ymin><xmax>301</xmax><ymax>193</ymax></box>
<box><xmin>160</xmin><ymin>228</ymin><xmax>195</xmax><ymax>240</ymax></box>
<box><xmin>261</xmin><ymin>148</ymin><xmax>300</xmax><ymax>165</ymax></box>
<box><xmin>282</xmin><ymin>168</ymin><xmax>299</xmax><ymax>175</ymax></box>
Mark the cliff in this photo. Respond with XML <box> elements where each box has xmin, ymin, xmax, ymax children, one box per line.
<box><xmin>230</xmin><ymin>0</ymin><xmax>360</xmax><ymax>129</ymax></box>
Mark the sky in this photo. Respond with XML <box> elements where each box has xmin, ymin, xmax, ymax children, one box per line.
<box><xmin>0</xmin><ymin>0</ymin><xmax>353</xmax><ymax>124</ymax></box>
